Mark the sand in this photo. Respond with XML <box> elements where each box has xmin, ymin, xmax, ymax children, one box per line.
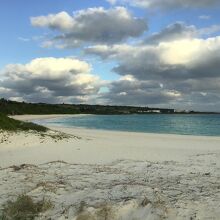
<box><xmin>9</xmin><ymin>114</ymin><xmax>89</xmax><ymax>121</ymax></box>
<box><xmin>0</xmin><ymin>115</ymin><xmax>220</xmax><ymax>219</ymax></box>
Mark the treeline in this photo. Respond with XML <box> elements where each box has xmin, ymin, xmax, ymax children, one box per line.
<box><xmin>0</xmin><ymin>98</ymin><xmax>175</xmax><ymax>115</ymax></box>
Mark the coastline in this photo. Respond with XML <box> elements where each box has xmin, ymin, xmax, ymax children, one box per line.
<box><xmin>1</xmin><ymin>115</ymin><xmax>220</xmax><ymax>167</ymax></box>
<box><xmin>10</xmin><ymin>114</ymin><xmax>220</xmax><ymax>137</ymax></box>
<box><xmin>1</xmin><ymin>115</ymin><xmax>220</xmax><ymax>219</ymax></box>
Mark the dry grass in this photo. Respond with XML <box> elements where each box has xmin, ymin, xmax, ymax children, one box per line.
<box><xmin>0</xmin><ymin>195</ymin><xmax>52</xmax><ymax>220</ymax></box>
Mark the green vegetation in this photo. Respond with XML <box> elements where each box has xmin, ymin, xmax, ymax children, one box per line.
<box><xmin>0</xmin><ymin>113</ymin><xmax>47</xmax><ymax>132</ymax></box>
<box><xmin>0</xmin><ymin>195</ymin><xmax>52</xmax><ymax>220</ymax></box>
<box><xmin>1</xmin><ymin>98</ymin><xmax>216</xmax><ymax>115</ymax></box>
<box><xmin>0</xmin><ymin>98</ymin><xmax>176</xmax><ymax>115</ymax></box>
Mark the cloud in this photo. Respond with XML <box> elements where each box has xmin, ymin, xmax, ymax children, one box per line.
<box><xmin>31</xmin><ymin>11</ymin><xmax>75</xmax><ymax>31</ymax></box>
<box><xmin>107</xmin><ymin>0</ymin><xmax>220</xmax><ymax>10</ymax></box>
<box><xmin>18</xmin><ymin>37</ymin><xmax>30</xmax><ymax>42</ymax></box>
<box><xmin>0</xmin><ymin>57</ymin><xmax>103</xmax><ymax>103</ymax></box>
<box><xmin>86</xmin><ymin>23</ymin><xmax>220</xmax><ymax>111</ymax></box>
<box><xmin>198</xmin><ymin>25</ymin><xmax>220</xmax><ymax>36</ymax></box>
<box><xmin>31</xmin><ymin>7</ymin><xmax>147</xmax><ymax>47</ymax></box>
<box><xmin>143</xmin><ymin>22</ymin><xmax>220</xmax><ymax>44</ymax></box>
<box><xmin>144</xmin><ymin>22</ymin><xmax>197</xmax><ymax>44</ymax></box>
<box><xmin>102</xmin><ymin>36</ymin><xmax>220</xmax><ymax>79</ymax></box>
<box><xmin>102</xmin><ymin>76</ymin><xmax>182</xmax><ymax>105</ymax></box>
<box><xmin>199</xmin><ymin>15</ymin><xmax>211</xmax><ymax>20</ymax></box>
<box><xmin>86</xmin><ymin>24</ymin><xmax>220</xmax><ymax>78</ymax></box>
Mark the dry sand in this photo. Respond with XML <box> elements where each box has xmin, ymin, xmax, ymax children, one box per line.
<box><xmin>0</xmin><ymin>115</ymin><xmax>220</xmax><ymax>219</ymax></box>
<box><xmin>9</xmin><ymin>114</ymin><xmax>88</xmax><ymax>121</ymax></box>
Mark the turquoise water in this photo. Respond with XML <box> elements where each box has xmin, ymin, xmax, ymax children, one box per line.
<box><xmin>36</xmin><ymin>114</ymin><xmax>220</xmax><ymax>136</ymax></box>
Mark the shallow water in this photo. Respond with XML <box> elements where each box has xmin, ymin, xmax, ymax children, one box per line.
<box><xmin>34</xmin><ymin>114</ymin><xmax>220</xmax><ymax>136</ymax></box>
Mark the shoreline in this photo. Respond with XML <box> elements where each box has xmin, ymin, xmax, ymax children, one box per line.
<box><xmin>0</xmin><ymin>115</ymin><xmax>220</xmax><ymax>167</ymax></box>
<box><xmin>10</xmin><ymin>114</ymin><xmax>220</xmax><ymax>138</ymax></box>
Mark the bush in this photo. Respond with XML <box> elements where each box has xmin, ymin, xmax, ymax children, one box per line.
<box><xmin>0</xmin><ymin>113</ymin><xmax>47</xmax><ymax>132</ymax></box>
<box><xmin>0</xmin><ymin>195</ymin><xmax>52</xmax><ymax>220</ymax></box>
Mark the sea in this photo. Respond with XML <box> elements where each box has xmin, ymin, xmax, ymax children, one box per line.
<box><xmin>33</xmin><ymin>114</ymin><xmax>220</xmax><ymax>137</ymax></box>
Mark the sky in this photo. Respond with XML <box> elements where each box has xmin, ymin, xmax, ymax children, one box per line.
<box><xmin>0</xmin><ymin>0</ymin><xmax>220</xmax><ymax>111</ymax></box>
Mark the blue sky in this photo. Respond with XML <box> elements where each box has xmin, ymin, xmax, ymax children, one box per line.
<box><xmin>0</xmin><ymin>0</ymin><xmax>219</xmax><ymax>69</ymax></box>
<box><xmin>0</xmin><ymin>0</ymin><xmax>121</xmax><ymax>80</ymax></box>
<box><xmin>0</xmin><ymin>0</ymin><xmax>220</xmax><ymax>111</ymax></box>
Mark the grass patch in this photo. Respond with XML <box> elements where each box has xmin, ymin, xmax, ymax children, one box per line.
<box><xmin>0</xmin><ymin>113</ymin><xmax>47</xmax><ymax>132</ymax></box>
<box><xmin>0</xmin><ymin>195</ymin><xmax>52</xmax><ymax>220</ymax></box>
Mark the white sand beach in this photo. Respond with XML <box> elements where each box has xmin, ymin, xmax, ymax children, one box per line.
<box><xmin>9</xmin><ymin>114</ymin><xmax>90</xmax><ymax>122</ymax></box>
<box><xmin>1</xmin><ymin>115</ymin><xmax>220</xmax><ymax>219</ymax></box>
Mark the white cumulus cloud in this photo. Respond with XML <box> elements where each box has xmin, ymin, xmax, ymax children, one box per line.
<box><xmin>31</xmin><ymin>7</ymin><xmax>147</xmax><ymax>48</ymax></box>
<box><xmin>0</xmin><ymin>57</ymin><xmax>103</xmax><ymax>103</ymax></box>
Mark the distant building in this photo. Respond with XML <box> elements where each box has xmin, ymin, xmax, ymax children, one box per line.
<box><xmin>137</xmin><ymin>110</ymin><xmax>161</xmax><ymax>113</ymax></box>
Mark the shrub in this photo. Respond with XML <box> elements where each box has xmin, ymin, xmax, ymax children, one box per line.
<box><xmin>0</xmin><ymin>113</ymin><xmax>47</xmax><ymax>132</ymax></box>
<box><xmin>0</xmin><ymin>195</ymin><xmax>52</xmax><ymax>220</ymax></box>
